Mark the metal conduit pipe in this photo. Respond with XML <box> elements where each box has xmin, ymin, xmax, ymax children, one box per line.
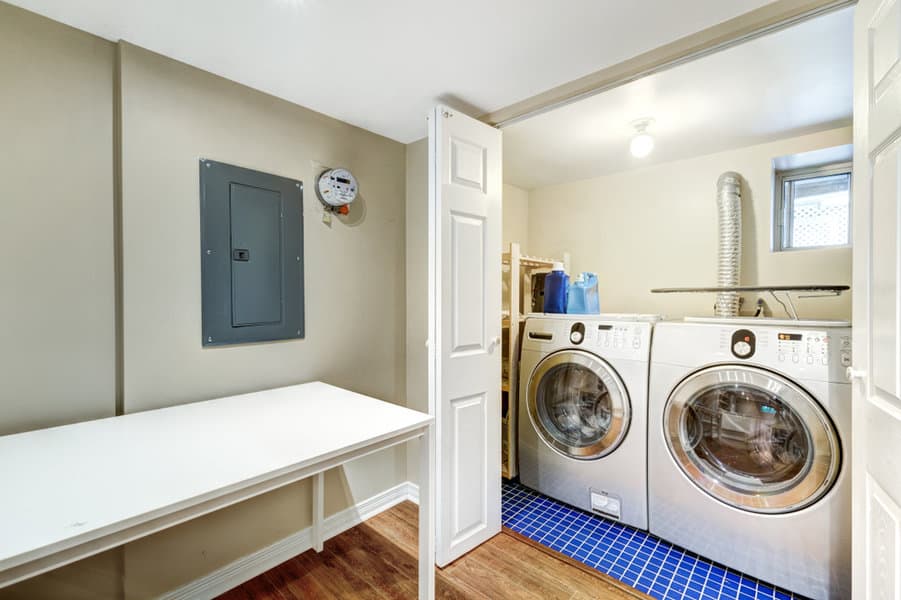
<box><xmin>715</xmin><ymin>172</ymin><xmax>743</xmax><ymax>317</ymax></box>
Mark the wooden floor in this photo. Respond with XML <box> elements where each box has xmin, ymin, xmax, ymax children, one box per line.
<box><xmin>218</xmin><ymin>501</ymin><xmax>649</xmax><ymax>600</ymax></box>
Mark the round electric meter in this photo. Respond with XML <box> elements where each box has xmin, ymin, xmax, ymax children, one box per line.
<box><xmin>316</xmin><ymin>168</ymin><xmax>358</xmax><ymax>207</ymax></box>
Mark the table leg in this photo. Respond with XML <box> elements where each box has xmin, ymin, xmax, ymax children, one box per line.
<box><xmin>419</xmin><ymin>424</ymin><xmax>435</xmax><ymax>600</ymax></box>
<box><xmin>312</xmin><ymin>471</ymin><xmax>324</xmax><ymax>553</ymax></box>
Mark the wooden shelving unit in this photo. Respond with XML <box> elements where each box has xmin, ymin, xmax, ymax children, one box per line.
<box><xmin>501</xmin><ymin>243</ymin><xmax>569</xmax><ymax>480</ymax></box>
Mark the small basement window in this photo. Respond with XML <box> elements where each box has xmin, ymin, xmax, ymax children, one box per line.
<box><xmin>773</xmin><ymin>163</ymin><xmax>852</xmax><ymax>251</ymax></box>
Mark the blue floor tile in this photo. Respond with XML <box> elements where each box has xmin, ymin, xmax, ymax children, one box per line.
<box><xmin>502</xmin><ymin>480</ymin><xmax>807</xmax><ymax>600</ymax></box>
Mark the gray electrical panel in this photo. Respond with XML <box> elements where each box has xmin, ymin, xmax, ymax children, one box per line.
<box><xmin>200</xmin><ymin>159</ymin><xmax>304</xmax><ymax>346</ymax></box>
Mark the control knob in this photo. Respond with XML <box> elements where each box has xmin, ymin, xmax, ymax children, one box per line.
<box><xmin>569</xmin><ymin>322</ymin><xmax>586</xmax><ymax>345</ymax></box>
<box><xmin>733</xmin><ymin>341</ymin><xmax>752</xmax><ymax>357</ymax></box>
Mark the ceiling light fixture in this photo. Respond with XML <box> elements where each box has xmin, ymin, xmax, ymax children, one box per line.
<box><xmin>629</xmin><ymin>118</ymin><xmax>655</xmax><ymax>158</ymax></box>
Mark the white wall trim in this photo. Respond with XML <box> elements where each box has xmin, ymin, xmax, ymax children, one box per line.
<box><xmin>402</xmin><ymin>480</ymin><xmax>420</xmax><ymax>504</ymax></box>
<box><xmin>161</xmin><ymin>481</ymin><xmax>420</xmax><ymax>600</ymax></box>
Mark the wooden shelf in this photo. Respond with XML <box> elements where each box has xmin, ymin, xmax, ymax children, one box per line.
<box><xmin>500</xmin><ymin>243</ymin><xmax>569</xmax><ymax>481</ymax></box>
<box><xmin>519</xmin><ymin>256</ymin><xmax>556</xmax><ymax>269</ymax></box>
<box><xmin>502</xmin><ymin>253</ymin><xmax>559</xmax><ymax>269</ymax></box>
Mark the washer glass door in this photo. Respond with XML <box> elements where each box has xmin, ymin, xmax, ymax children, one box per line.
<box><xmin>528</xmin><ymin>350</ymin><xmax>630</xmax><ymax>460</ymax></box>
<box><xmin>664</xmin><ymin>365</ymin><xmax>841</xmax><ymax>513</ymax></box>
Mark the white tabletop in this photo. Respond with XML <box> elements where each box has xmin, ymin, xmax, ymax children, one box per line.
<box><xmin>0</xmin><ymin>382</ymin><xmax>432</xmax><ymax>573</ymax></box>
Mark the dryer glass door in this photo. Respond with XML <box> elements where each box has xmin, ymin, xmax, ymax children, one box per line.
<box><xmin>528</xmin><ymin>350</ymin><xmax>630</xmax><ymax>460</ymax></box>
<box><xmin>664</xmin><ymin>365</ymin><xmax>841</xmax><ymax>513</ymax></box>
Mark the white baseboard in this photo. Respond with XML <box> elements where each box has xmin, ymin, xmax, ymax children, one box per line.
<box><xmin>403</xmin><ymin>480</ymin><xmax>420</xmax><ymax>504</ymax></box>
<box><xmin>161</xmin><ymin>481</ymin><xmax>420</xmax><ymax>600</ymax></box>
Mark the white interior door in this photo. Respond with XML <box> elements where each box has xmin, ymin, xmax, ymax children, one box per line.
<box><xmin>428</xmin><ymin>105</ymin><xmax>502</xmax><ymax>566</ymax></box>
<box><xmin>851</xmin><ymin>0</ymin><xmax>901</xmax><ymax>597</ymax></box>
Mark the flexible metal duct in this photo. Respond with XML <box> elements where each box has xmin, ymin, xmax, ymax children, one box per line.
<box><xmin>715</xmin><ymin>172</ymin><xmax>742</xmax><ymax>317</ymax></box>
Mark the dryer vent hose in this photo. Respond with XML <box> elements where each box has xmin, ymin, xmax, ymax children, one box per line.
<box><xmin>715</xmin><ymin>172</ymin><xmax>742</xmax><ymax>317</ymax></box>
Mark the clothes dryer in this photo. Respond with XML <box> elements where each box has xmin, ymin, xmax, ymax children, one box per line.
<box><xmin>648</xmin><ymin>318</ymin><xmax>852</xmax><ymax>599</ymax></box>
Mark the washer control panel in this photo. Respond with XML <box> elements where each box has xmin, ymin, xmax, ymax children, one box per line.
<box><xmin>520</xmin><ymin>317</ymin><xmax>653</xmax><ymax>361</ymax></box>
<box><xmin>595</xmin><ymin>323</ymin><xmax>647</xmax><ymax>354</ymax></box>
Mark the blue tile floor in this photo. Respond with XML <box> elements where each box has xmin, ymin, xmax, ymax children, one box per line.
<box><xmin>502</xmin><ymin>480</ymin><xmax>806</xmax><ymax>600</ymax></box>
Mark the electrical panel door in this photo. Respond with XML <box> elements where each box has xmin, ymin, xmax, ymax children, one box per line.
<box><xmin>200</xmin><ymin>159</ymin><xmax>304</xmax><ymax>346</ymax></box>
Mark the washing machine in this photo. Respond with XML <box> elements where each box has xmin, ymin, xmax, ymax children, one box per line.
<box><xmin>518</xmin><ymin>314</ymin><xmax>658</xmax><ymax>530</ymax></box>
<box><xmin>648</xmin><ymin>318</ymin><xmax>852</xmax><ymax>599</ymax></box>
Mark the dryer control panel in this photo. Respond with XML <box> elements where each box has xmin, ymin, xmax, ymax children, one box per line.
<box><xmin>652</xmin><ymin>321</ymin><xmax>851</xmax><ymax>383</ymax></box>
<box><xmin>707</xmin><ymin>324</ymin><xmax>851</xmax><ymax>382</ymax></box>
<box><xmin>773</xmin><ymin>330</ymin><xmax>852</xmax><ymax>368</ymax></box>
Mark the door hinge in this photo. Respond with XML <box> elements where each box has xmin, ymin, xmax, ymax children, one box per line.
<box><xmin>846</xmin><ymin>366</ymin><xmax>865</xmax><ymax>382</ymax></box>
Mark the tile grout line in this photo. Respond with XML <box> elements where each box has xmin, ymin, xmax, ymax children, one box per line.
<box><xmin>660</xmin><ymin>547</ymin><xmax>687</xmax><ymax>598</ymax></box>
<box><xmin>677</xmin><ymin>550</ymin><xmax>702</xmax><ymax>600</ymax></box>
<box><xmin>631</xmin><ymin>537</ymin><xmax>663</xmax><ymax>591</ymax></box>
<box><xmin>620</xmin><ymin>531</ymin><xmax>656</xmax><ymax>583</ymax></box>
<box><xmin>646</xmin><ymin>543</ymin><xmax>679</xmax><ymax>596</ymax></box>
<box><xmin>695</xmin><ymin>556</ymin><xmax>713</xmax><ymax>598</ymax></box>
<box><xmin>553</xmin><ymin>504</ymin><xmax>596</xmax><ymax>556</ymax></box>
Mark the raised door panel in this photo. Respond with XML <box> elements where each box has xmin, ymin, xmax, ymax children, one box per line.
<box><xmin>872</xmin><ymin>0</ymin><xmax>900</xmax><ymax>89</ymax></box>
<box><xmin>450</xmin><ymin>393</ymin><xmax>487</xmax><ymax>544</ymax></box>
<box><xmin>866</xmin><ymin>481</ymin><xmax>900</xmax><ymax>599</ymax></box>
<box><xmin>869</xmin><ymin>0</ymin><xmax>901</xmax><ymax>149</ymax></box>
<box><xmin>865</xmin><ymin>412</ymin><xmax>901</xmax><ymax>600</ymax></box>
<box><xmin>450</xmin><ymin>137</ymin><xmax>487</xmax><ymax>192</ymax></box>
<box><xmin>871</xmin><ymin>144</ymin><xmax>901</xmax><ymax>399</ymax></box>
<box><xmin>450</xmin><ymin>212</ymin><xmax>486</xmax><ymax>355</ymax></box>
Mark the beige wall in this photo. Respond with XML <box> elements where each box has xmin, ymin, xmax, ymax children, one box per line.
<box><xmin>527</xmin><ymin>126</ymin><xmax>853</xmax><ymax>320</ymax></box>
<box><xmin>1</xmin><ymin>5</ymin><xmax>410</xmax><ymax>595</ymax></box>
<box><xmin>119</xmin><ymin>42</ymin><xmax>407</xmax><ymax>413</ymax></box>
<box><xmin>0</xmin><ymin>551</ymin><xmax>123</xmax><ymax>600</ymax></box>
<box><xmin>503</xmin><ymin>183</ymin><xmax>530</xmax><ymax>252</ymax></box>
<box><xmin>0</xmin><ymin>1</ymin><xmax>116</xmax><ymax>436</ymax></box>
<box><xmin>117</xmin><ymin>43</ymin><xmax>408</xmax><ymax>596</ymax></box>
<box><xmin>405</xmin><ymin>138</ymin><xmax>428</xmax><ymax>483</ymax></box>
<box><xmin>0</xmin><ymin>5</ymin><xmax>121</xmax><ymax>597</ymax></box>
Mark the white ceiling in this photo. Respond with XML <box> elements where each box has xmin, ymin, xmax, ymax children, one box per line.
<box><xmin>503</xmin><ymin>7</ymin><xmax>853</xmax><ymax>189</ymax></box>
<box><xmin>6</xmin><ymin>0</ymin><xmax>777</xmax><ymax>143</ymax></box>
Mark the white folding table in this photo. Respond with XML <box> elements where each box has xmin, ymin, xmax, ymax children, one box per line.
<box><xmin>0</xmin><ymin>382</ymin><xmax>435</xmax><ymax>599</ymax></box>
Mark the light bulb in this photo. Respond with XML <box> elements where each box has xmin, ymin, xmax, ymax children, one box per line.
<box><xmin>630</xmin><ymin>132</ymin><xmax>654</xmax><ymax>158</ymax></box>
